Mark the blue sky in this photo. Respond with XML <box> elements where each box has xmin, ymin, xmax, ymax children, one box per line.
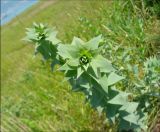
<box><xmin>1</xmin><ymin>0</ymin><xmax>38</xmax><ymax>25</ymax></box>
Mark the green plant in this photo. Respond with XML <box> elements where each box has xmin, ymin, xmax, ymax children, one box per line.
<box><xmin>24</xmin><ymin>23</ymin><xmax>160</xmax><ymax>131</ymax></box>
<box><xmin>24</xmin><ymin>23</ymin><xmax>61</xmax><ymax>68</ymax></box>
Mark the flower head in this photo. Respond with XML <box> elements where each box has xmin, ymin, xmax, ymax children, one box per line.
<box><xmin>58</xmin><ymin>35</ymin><xmax>115</xmax><ymax>79</ymax></box>
<box><xmin>24</xmin><ymin>22</ymin><xmax>60</xmax><ymax>45</ymax></box>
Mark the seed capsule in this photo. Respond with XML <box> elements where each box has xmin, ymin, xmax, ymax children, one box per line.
<box><xmin>80</xmin><ymin>55</ymin><xmax>89</xmax><ymax>65</ymax></box>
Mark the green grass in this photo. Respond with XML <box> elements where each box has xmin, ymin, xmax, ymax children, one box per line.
<box><xmin>1</xmin><ymin>1</ymin><xmax>111</xmax><ymax>131</ymax></box>
<box><xmin>1</xmin><ymin>0</ymin><xmax>160</xmax><ymax>131</ymax></box>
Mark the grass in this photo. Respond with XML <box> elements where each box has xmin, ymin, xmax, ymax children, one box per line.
<box><xmin>1</xmin><ymin>1</ymin><xmax>111</xmax><ymax>131</ymax></box>
<box><xmin>1</xmin><ymin>0</ymin><xmax>160</xmax><ymax>131</ymax></box>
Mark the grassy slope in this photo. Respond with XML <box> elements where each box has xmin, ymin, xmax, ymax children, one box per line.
<box><xmin>1</xmin><ymin>1</ymin><xmax>110</xmax><ymax>131</ymax></box>
<box><xmin>1</xmin><ymin>0</ymin><xmax>159</xmax><ymax>131</ymax></box>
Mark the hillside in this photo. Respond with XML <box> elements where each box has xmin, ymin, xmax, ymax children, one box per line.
<box><xmin>1</xmin><ymin>1</ymin><xmax>110</xmax><ymax>131</ymax></box>
<box><xmin>1</xmin><ymin>0</ymin><xmax>160</xmax><ymax>131</ymax></box>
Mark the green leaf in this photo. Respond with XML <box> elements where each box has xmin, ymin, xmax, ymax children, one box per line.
<box><xmin>57</xmin><ymin>44</ymin><xmax>79</xmax><ymax>59</ymax></box>
<box><xmin>99</xmin><ymin>75</ymin><xmax>109</xmax><ymax>93</ymax></box>
<box><xmin>46</xmin><ymin>31</ymin><xmax>61</xmax><ymax>45</ymax></box>
<box><xmin>119</xmin><ymin>102</ymin><xmax>139</xmax><ymax>113</ymax></box>
<box><xmin>90</xmin><ymin>55</ymin><xmax>115</xmax><ymax>77</ymax></box>
<box><xmin>118</xmin><ymin>118</ymin><xmax>139</xmax><ymax>131</ymax></box>
<box><xmin>86</xmin><ymin>35</ymin><xmax>102</xmax><ymax>50</ymax></box>
<box><xmin>105</xmin><ymin>104</ymin><xmax>120</xmax><ymax>123</ymax></box>
<box><xmin>24</xmin><ymin>28</ymin><xmax>38</xmax><ymax>42</ymax></box>
<box><xmin>89</xmin><ymin>86</ymin><xmax>106</xmax><ymax>108</ymax></box>
<box><xmin>80</xmin><ymin>83</ymin><xmax>90</xmax><ymax>89</ymax></box>
<box><xmin>107</xmin><ymin>72</ymin><xmax>124</xmax><ymax>86</ymax></box>
<box><xmin>77</xmin><ymin>67</ymin><xmax>84</xmax><ymax>79</ymax></box>
<box><xmin>87</xmin><ymin>67</ymin><xmax>99</xmax><ymax>82</ymax></box>
<box><xmin>82</xmin><ymin>63</ymin><xmax>89</xmax><ymax>71</ymax></box>
<box><xmin>67</xmin><ymin>59</ymin><xmax>79</xmax><ymax>67</ymax></box>
<box><xmin>108</xmin><ymin>92</ymin><xmax>129</xmax><ymax>105</ymax></box>
<box><xmin>108</xmin><ymin>86</ymin><xmax>119</xmax><ymax>99</ymax></box>
<box><xmin>123</xmin><ymin>113</ymin><xmax>139</xmax><ymax>125</ymax></box>
<box><xmin>57</xmin><ymin>44</ymin><xmax>73</xmax><ymax>59</ymax></box>
<box><xmin>70</xmin><ymin>73</ymin><xmax>91</xmax><ymax>91</ymax></box>
<box><xmin>71</xmin><ymin>37</ymin><xmax>84</xmax><ymax>47</ymax></box>
<box><xmin>59</xmin><ymin>63</ymin><xmax>73</xmax><ymax>71</ymax></box>
<box><xmin>36</xmin><ymin>40</ymin><xmax>57</xmax><ymax>60</ymax></box>
<box><xmin>97</xmin><ymin>106</ymin><xmax>103</xmax><ymax>116</ymax></box>
<box><xmin>65</xmin><ymin>70</ymin><xmax>77</xmax><ymax>79</ymax></box>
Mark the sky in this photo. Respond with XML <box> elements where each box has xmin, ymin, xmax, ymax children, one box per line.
<box><xmin>1</xmin><ymin>0</ymin><xmax>38</xmax><ymax>25</ymax></box>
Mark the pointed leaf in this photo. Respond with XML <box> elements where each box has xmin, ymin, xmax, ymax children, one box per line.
<box><xmin>91</xmin><ymin>55</ymin><xmax>115</xmax><ymax>77</ymax></box>
<box><xmin>46</xmin><ymin>31</ymin><xmax>61</xmax><ymax>45</ymax></box>
<box><xmin>77</xmin><ymin>67</ymin><xmax>84</xmax><ymax>79</ymax></box>
<box><xmin>67</xmin><ymin>59</ymin><xmax>79</xmax><ymax>67</ymax></box>
<box><xmin>105</xmin><ymin>104</ymin><xmax>120</xmax><ymax>123</ymax></box>
<box><xmin>108</xmin><ymin>92</ymin><xmax>129</xmax><ymax>105</ymax></box>
<box><xmin>86</xmin><ymin>35</ymin><xmax>102</xmax><ymax>50</ymax></box>
<box><xmin>59</xmin><ymin>63</ymin><xmax>73</xmax><ymax>71</ymax></box>
<box><xmin>57</xmin><ymin>44</ymin><xmax>72</xmax><ymax>59</ymax></box>
<box><xmin>107</xmin><ymin>72</ymin><xmax>124</xmax><ymax>86</ymax></box>
<box><xmin>123</xmin><ymin>113</ymin><xmax>139</xmax><ymax>125</ymax></box>
<box><xmin>71</xmin><ymin>37</ymin><xmax>84</xmax><ymax>46</ymax></box>
<box><xmin>57</xmin><ymin>44</ymin><xmax>79</xmax><ymax>59</ymax></box>
<box><xmin>99</xmin><ymin>76</ymin><xmax>109</xmax><ymax>93</ymax></box>
<box><xmin>80</xmin><ymin>83</ymin><xmax>90</xmax><ymax>89</ymax></box>
<box><xmin>120</xmin><ymin>102</ymin><xmax>139</xmax><ymax>113</ymax></box>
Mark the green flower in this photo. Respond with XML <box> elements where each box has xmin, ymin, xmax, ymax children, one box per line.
<box><xmin>58</xmin><ymin>35</ymin><xmax>115</xmax><ymax>79</ymax></box>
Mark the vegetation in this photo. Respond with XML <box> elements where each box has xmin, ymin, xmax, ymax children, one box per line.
<box><xmin>1</xmin><ymin>0</ymin><xmax>160</xmax><ymax>131</ymax></box>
